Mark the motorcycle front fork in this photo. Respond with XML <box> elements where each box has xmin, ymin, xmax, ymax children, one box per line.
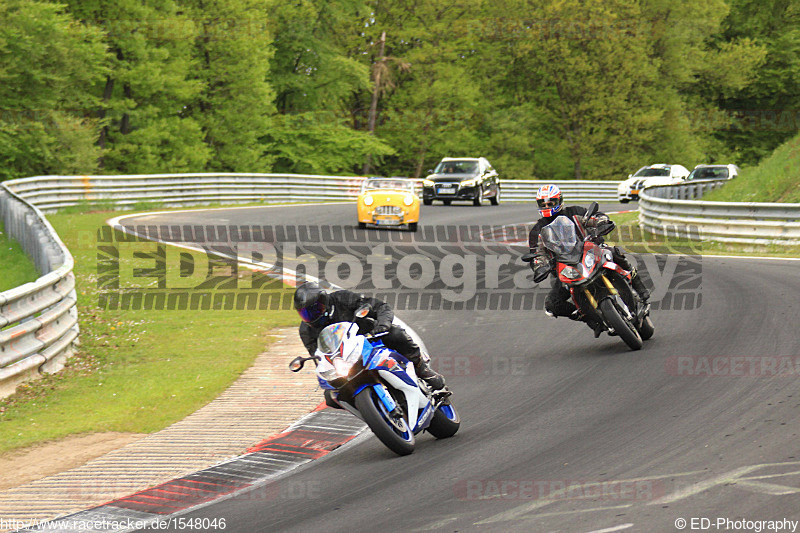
<box><xmin>577</xmin><ymin>275</ymin><xmax>633</xmax><ymax>322</ymax></box>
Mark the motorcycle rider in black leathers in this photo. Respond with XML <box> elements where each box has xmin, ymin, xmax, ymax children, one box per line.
<box><xmin>528</xmin><ymin>185</ymin><xmax>650</xmax><ymax>337</ymax></box>
<box><xmin>293</xmin><ymin>282</ymin><xmax>446</xmax><ymax>391</ymax></box>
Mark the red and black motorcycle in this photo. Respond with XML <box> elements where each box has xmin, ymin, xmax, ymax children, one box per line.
<box><xmin>523</xmin><ymin>203</ymin><xmax>654</xmax><ymax>350</ymax></box>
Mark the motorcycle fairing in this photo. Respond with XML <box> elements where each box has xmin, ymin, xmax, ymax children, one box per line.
<box><xmin>378</xmin><ymin>367</ymin><xmax>431</xmax><ymax>432</ymax></box>
<box><xmin>365</xmin><ymin>346</ymin><xmax>416</xmax><ymax>387</ymax></box>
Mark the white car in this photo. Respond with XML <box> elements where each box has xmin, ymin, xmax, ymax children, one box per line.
<box><xmin>685</xmin><ymin>164</ymin><xmax>739</xmax><ymax>182</ymax></box>
<box><xmin>617</xmin><ymin>164</ymin><xmax>690</xmax><ymax>203</ymax></box>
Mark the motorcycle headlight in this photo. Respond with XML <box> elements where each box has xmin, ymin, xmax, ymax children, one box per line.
<box><xmin>363</xmin><ymin>195</ymin><xmax>374</xmax><ymax>206</ymax></box>
<box><xmin>319</xmin><ymin>368</ymin><xmax>338</xmax><ymax>382</ymax></box>
<box><xmin>403</xmin><ymin>195</ymin><xmax>414</xmax><ymax>206</ymax></box>
<box><xmin>422</xmin><ymin>179</ymin><xmax>434</xmax><ymax>187</ymax></box>
<box><xmin>584</xmin><ymin>253</ymin><xmax>595</xmax><ymax>269</ymax></box>
<box><xmin>333</xmin><ymin>358</ymin><xmax>353</xmax><ymax>377</ymax></box>
<box><xmin>320</xmin><ymin>359</ymin><xmax>354</xmax><ymax>382</ymax></box>
<box><xmin>561</xmin><ymin>266</ymin><xmax>581</xmax><ymax>280</ymax></box>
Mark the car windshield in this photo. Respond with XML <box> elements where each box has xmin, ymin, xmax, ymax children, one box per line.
<box><xmin>540</xmin><ymin>216</ymin><xmax>582</xmax><ymax>260</ymax></box>
<box><xmin>633</xmin><ymin>167</ymin><xmax>670</xmax><ymax>177</ymax></box>
<box><xmin>317</xmin><ymin>323</ymin><xmax>350</xmax><ymax>355</ymax></box>
<box><xmin>687</xmin><ymin>167</ymin><xmax>728</xmax><ymax>180</ymax></box>
<box><xmin>434</xmin><ymin>161</ymin><xmax>479</xmax><ymax>175</ymax></box>
<box><xmin>361</xmin><ymin>179</ymin><xmax>414</xmax><ymax>193</ymax></box>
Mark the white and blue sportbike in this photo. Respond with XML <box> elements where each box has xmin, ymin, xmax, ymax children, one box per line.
<box><xmin>289</xmin><ymin>313</ymin><xmax>459</xmax><ymax>456</ymax></box>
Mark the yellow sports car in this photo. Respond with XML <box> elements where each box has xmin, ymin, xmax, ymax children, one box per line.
<box><xmin>357</xmin><ymin>178</ymin><xmax>420</xmax><ymax>232</ymax></box>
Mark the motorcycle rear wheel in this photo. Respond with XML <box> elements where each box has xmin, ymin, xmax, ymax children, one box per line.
<box><xmin>599</xmin><ymin>298</ymin><xmax>643</xmax><ymax>350</ymax></box>
<box><xmin>355</xmin><ymin>387</ymin><xmax>416</xmax><ymax>456</ymax></box>
<box><xmin>427</xmin><ymin>402</ymin><xmax>461</xmax><ymax>439</ymax></box>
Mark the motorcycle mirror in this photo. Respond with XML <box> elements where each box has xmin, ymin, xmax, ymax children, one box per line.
<box><xmin>354</xmin><ymin>305</ymin><xmax>371</xmax><ymax>318</ymax></box>
<box><xmin>289</xmin><ymin>357</ymin><xmax>305</xmax><ymax>372</ymax></box>
<box><xmin>521</xmin><ymin>253</ymin><xmax>536</xmax><ymax>263</ymax></box>
<box><xmin>586</xmin><ymin>202</ymin><xmax>599</xmax><ymax>218</ymax></box>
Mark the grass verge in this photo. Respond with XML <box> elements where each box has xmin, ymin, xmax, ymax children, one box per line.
<box><xmin>0</xmin><ymin>209</ymin><xmax>298</xmax><ymax>455</ymax></box>
<box><xmin>704</xmin><ymin>134</ymin><xmax>800</xmax><ymax>203</ymax></box>
<box><xmin>0</xmin><ymin>221</ymin><xmax>40</xmax><ymax>292</ymax></box>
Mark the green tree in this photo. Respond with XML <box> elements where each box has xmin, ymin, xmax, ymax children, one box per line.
<box><xmin>480</xmin><ymin>0</ymin><xmax>664</xmax><ymax>179</ymax></box>
<box><xmin>715</xmin><ymin>0</ymin><xmax>799</xmax><ymax>164</ymax></box>
<box><xmin>64</xmin><ymin>0</ymin><xmax>210</xmax><ymax>173</ymax></box>
<box><xmin>0</xmin><ymin>0</ymin><xmax>107</xmax><ymax>181</ymax></box>
<box><xmin>181</xmin><ymin>0</ymin><xmax>276</xmax><ymax>172</ymax></box>
<box><xmin>639</xmin><ymin>0</ymin><xmax>765</xmax><ymax>165</ymax></box>
<box><xmin>265</xmin><ymin>0</ymin><xmax>394</xmax><ymax>175</ymax></box>
<box><xmin>364</xmin><ymin>0</ymin><xmax>488</xmax><ymax>178</ymax></box>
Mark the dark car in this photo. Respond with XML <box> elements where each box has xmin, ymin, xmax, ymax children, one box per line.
<box><xmin>421</xmin><ymin>157</ymin><xmax>500</xmax><ymax>206</ymax></box>
<box><xmin>686</xmin><ymin>164</ymin><xmax>739</xmax><ymax>182</ymax></box>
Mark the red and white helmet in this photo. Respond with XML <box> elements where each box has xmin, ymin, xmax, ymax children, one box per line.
<box><xmin>536</xmin><ymin>185</ymin><xmax>563</xmax><ymax>217</ymax></box>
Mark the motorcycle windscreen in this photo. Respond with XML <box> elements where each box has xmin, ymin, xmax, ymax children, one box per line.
<box><xmin>318</xmin><ymin>323</ymin><xmax>349</xmax><ymax>355</ymax></box>
<box><xmin>540</xmin><ymin>216</ymin><xmax>583</xmax><ymax>263</ymax></box>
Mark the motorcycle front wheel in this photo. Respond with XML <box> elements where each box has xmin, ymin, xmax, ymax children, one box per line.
<box><xmin>638</xmin><ymin>314</ymin><xmax>655</xmax><ymax>341</ymax></box>
<box><xmin>427</xmin><ymin>401</ymin><xmax>461</xmax><ymax>439</ymax></box>
<box><xmin>599</xmin><ymin>298</ymin><xmax>643</xmax><ymax>351</ymax></box>
<box><xmin>355</xmin><ymin>387</ymin><xmax>416</xmax><ymax>456</ymax></box>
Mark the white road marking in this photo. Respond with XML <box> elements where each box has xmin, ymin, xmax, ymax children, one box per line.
<box><xmin>412</xmin><ymin>516</ymin><xmax>459</xmax><ymax>531</ymax></box>
<box><xmin>472</xmin><ymin>469</ymin><xmax>708</xmax><ymax>525</ymax></box>
<box><xmin>649</xmin><ymin>461</ymin><xmax>800</xmax><ymax>505</ymax></box>
<box><xmin>735</xmin><ymin>481</ymin><xmax>800</xmax><ymax>495</ymax></box>
<box><xmin>476</xmin><ymin>504</ymin><xmax>633</xmax><ymax>524</ymax></box>
<box><xmin>584</xmin><ymin>524</ymin><xmax>634</xmax><ymax>533</ymax></box>
<box><xmin>648</xmin><ymin>465</ymin><xmax>758</xmax><ymax>505</ymax></box>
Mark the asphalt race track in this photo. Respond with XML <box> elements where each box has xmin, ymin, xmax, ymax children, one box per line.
<box><xmin>118</xmin><ymin>202</ymin><xmax>800</xmax><ymax>532</ymax></box>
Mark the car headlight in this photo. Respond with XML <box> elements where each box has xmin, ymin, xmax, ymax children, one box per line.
<box><xmin>461</xmin><ymin>179</ymin><xmax>477</xmax><ymax>187</ymax></box>
<box><xmin>422</xmin><ymin>179</ymin><xmax>434</xmax><ymax>187</ymax></box>
<box><xmin>403</xmin><ymin>195</ymin><xmax>414</xmax><ymax>206</ymax></box>
<box><xmin>363</xmin><ymin>195</ymin><xmax>374</xmax><ymax>206</ymax></box>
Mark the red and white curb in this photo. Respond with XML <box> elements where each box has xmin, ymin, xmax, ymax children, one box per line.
<box><xmin>17</xmin><ymin>408</ymin><xmax>365</xmax><ymax>532</ymax></box>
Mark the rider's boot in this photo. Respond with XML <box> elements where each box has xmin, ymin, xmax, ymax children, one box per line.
<box><xmin>613</xmin><ymin>248</ymin><xmax>650</xmax><ymax>303</ymax></box>
<box><xmin>412</xmin><ymin>358</ymin><xmax>445</xmax><ymax>391</ymax></box>
<box><xmin>630</xmin><ymin>267</ymin><xmax>650</xmax><ymax>302</ymax></box>
<box><xmin>570</xmin><ymin>309</ymin><xmax>604</xmax><ymax>338</ymax></box>
<box><xmin>324</xmin><ymin>390</ymin><xmax>343</xmax><ymax>410</ymax></box>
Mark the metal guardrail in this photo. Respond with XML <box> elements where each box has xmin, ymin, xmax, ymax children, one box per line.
<box><xmin>640</xmin><ymin>184</ymin><xmax>800</xmax><ymax>245</ymax></box>
<box><xmin>643</xmin><ymin>181</ymin><xmax>727</xmax><ymax>201</ymax></box>
<box><xmin>3</xmin><ymin>174</ymin><xmax>622</xmax><ymax>212</ymax></box>
<box><xmin>0</xmin><ymin>185</ymin><xmax>79</xmax><ymax>397</ymax></box>
<box><xmin>0</xmin><ymin>172</ymin><xmax>620</xmax><ymax>395</ymax></box>
<box><xmin>499</xmin><ymin>180</ymin><xmax>620</xmax><ymax>202</ymax></box>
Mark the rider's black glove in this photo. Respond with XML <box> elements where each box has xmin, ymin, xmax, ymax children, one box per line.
<box><xmin>532</xmin><ymin>255</ymin><xmax>552</xmax><ymax>283</ymax></box>
<box><xmin>584</xmin><ymin>214</ymin><xmax>609</xmax><ymax>228</ymax></box>
<box><xmin>372</xmin><ymin>323</ymin><xmax>391</xmax><ymax>336</ymax></box>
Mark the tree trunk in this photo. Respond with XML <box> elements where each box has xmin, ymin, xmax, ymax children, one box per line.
<box><xmin>573</xmin><ymin>157</ymin><xmax>583</xmax><ymax>180</ymax></box>
<box><xmin>97</xmin><ymin>75</ymin><xmax>114</xmax><ymax>151</ymax></box>
<box><xmin>362</xmin><ymin>31</ymin><xmax>386</xmax><ymax>175</ymax></box>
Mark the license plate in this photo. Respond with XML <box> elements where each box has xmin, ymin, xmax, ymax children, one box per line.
<box><xmin>375</xmin><ymin>218</ymin><xmax>401</xmax><ymax>226</ymax></box>
<box><xmin>438</xmin><ymin>185</ymin><xmax>456</xmax><ymax>193</ymax></box>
